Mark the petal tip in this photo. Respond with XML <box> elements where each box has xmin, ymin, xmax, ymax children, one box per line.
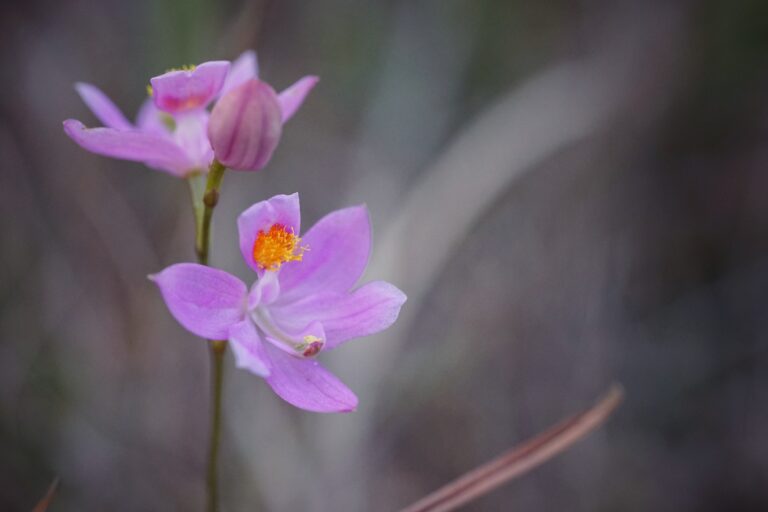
<box><xmin>339</xmin><ymin>396</ymin><xmax>359</xmax><ymax>413</ymax></box>
<box><xmin>394</xmin><ymin>286</ymin><xmax>408</xmax><ymax>304</ymax></box>
<box><xmin>352</xmin><ymin>203</ymin><xmax>372</xmax><ymax>229</ymax></box>
<box><xmin>309</xmin><ymin>396</ymin><xmax>358</xmax><ymax>414</ymax></box>
<box><xmin>62</xmin><ymin>119</ymin><xmax>84</xmax><ymax>136</ymax></box>
<box><xmin>203</xmin><ymin>60</ymin><xmax>231</xmax><ymax>69</ymax></box>
<box><xmin>73</xmin><ymin>82</ymin><xmax>95</xmax><ymax>98</ymax></box>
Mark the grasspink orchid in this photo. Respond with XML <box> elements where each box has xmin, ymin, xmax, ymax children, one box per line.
<box><xmin>63</xmin><ymin>51</ymin><xmax>319</xmax><ymax>176</ymax></box>
<box><xmin>151</xmin><ymin>193</ymin><xmax>406</xmax><ymax>412</ymax></box>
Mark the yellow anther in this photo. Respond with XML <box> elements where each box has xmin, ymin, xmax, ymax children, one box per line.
<box><xmin>166</xmin><ymin>64</ymin><xmax>197</xmax><ymax>73</ymax></box>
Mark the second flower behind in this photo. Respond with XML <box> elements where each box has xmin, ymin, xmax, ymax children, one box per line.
<box><xmin>64</xmin><ymin>50</ymin><xmax>318</xmax><ymax>177</ymax></box>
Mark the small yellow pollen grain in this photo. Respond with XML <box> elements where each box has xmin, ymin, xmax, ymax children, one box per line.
<box><xmin>252</xmin><ymin>224</ymin><xmax>308</xmax><ymax>272</ymax></box>
<box><xmin>303</xmin><ymin>335</ymin><xmax>322</xmax><ymax>344</ymax></box>
<box><xmin>146</xmin><ymin>84</ymin><xmax>153</xmax><ymax>97</ymax></box>
<box><xmin>166</xmin><ymin>64</ymin><xmax>197</xmax><ymax>73</ymax></box>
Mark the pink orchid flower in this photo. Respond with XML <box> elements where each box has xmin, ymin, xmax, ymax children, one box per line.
<box><xmin>63</xmin><ymin>51</ymin><xmax>318</xmax><ymax>177</ymax></box>
<box><xmin>151</xmin><ymin>193</ymin><xmax>406</xmax><ymax>413</ymax></box>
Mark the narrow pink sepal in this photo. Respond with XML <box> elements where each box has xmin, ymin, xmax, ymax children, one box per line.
<box><xmin>277</xmin><ymin>75</ymin><xmax>319</xmax><ymax>123</ymax></box>
<box><xmin>75</xmin><ymin>83</ymin><xmax>133</xmax><ymax>130</ymax></box>
<box><xmin>220</xmin><ymin>50</ymin><xmax>259</xmax><ymax>97</ymax></box>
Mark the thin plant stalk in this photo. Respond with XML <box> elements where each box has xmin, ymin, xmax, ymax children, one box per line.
<box><xmin>206</xmin><ymin>339</ymin><xmax>227</xmax><ymax>512</ymax></box>
<box><xmin>189</xmin><ymin>160</ymin><xmax>228</xmax><ymax>512</ymax></box>
<box><xmin>400</xmin><ymin>384</ymin><xmax>624</xmax><ymax>512</ymax></box>
<box><xmin>195</xmin><ymin>160</ymin><xmax>226</xmax><ymax>265</ymax></box>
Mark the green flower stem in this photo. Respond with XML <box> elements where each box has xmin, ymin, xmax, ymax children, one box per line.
<box><xmin>195</xmin><ymin>160</ymin><xmax>226</xmax><ymax>265</ymax></box>
<box><xmin>206</xmin><ymin>339</ymin><xmax>227</xmax><ymax>512</ymax></box>
<box><xmin>187</xmin><ymin>172</ymin><xmax>206</xmax><ymax>245</ymax></box>
<box><xmin>189</xmin><ymin>159</ymin><xmax>228</xmax><ymax>512</ymax></box>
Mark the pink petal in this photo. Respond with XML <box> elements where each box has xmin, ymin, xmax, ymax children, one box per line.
<box><xmin>150</xmin><ymin>263</ymin><xmax>247</xmax><ymax>340</ymax></box>
<box><xmin>75</xmin><ymin>83</ymin><xmax>133</xmax><ymax>130</ymax></box>
<box><xmin>220</xmin><ymin>50</ymin><xmax>259</xmax><ymax>97</ymax></box>
<box><xmin>237</xmin><ymin>193</ymin><xmax>301</xmax><ymax>274</ymax></box>
<box><xmin>278</xmin><ymin>75</ymin><xmax>319</xmax><ymax>123</ymax></box>
<box><xmin>277</xmin><ymin>205</ymin><xmax>371</xmax><ymax>302</ymax></box>
<box><xmin>173</xmin><ymin>111</ymin><xmax>214</xmax><ymax>169</ymax></box>
<box><xmin>135</xmin><ymin>99</ymin><xmax>169</xmax><ymax>136</ymax></box>
<box><xmin>229</xmin><ymin>320</ymin><xmax>271</xmax><ymax>377</ymax></box>
<box><xmin>270</xmin><ymin>281</ymin><xmax>407</xmax><ymax>349</ymax></box>
<box><xmin>63</xmin><ymin>119</ymin><xmax>193</xmax><ymax>176</ymax></box>
<box><xmin>248</xmin><ymin>271</ymin><xmax>280</xmax><ymax>309</ymax></box>
<box><xmin>264</xmin><ymin>343</ymin><xmax>358</xmax><ymax>413</ymax></box>
<box><xmin>150</xmin><ymin>61</ymin><xmax>230</xmax><ymax>114</ymax></box>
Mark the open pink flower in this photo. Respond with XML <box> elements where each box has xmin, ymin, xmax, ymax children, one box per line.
<box><xmin>63</xmin><ymin>51</ymin><xmax>319</xmax><ymax>177</ymax></box>
<box><xmin>151</xmin><ymin>193</ymin><xmax>406</xmax><ymax>412</ymax></box>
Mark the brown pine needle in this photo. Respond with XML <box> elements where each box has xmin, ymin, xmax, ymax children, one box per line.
<box><xmin>400</xmin><ymin>384</ymin><xmax>624</xmax><ymax>512</ymax></box>
<box><xmin>31</xmin><ymin>478</ymin><xmax>59</xmax><ymax>512</ymax></box>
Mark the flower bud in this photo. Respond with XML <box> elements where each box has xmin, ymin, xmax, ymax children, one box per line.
<box><xmin>208</xmin><ymin>79</ymin><xmax>283</xmax><ymax>171</ymax></box>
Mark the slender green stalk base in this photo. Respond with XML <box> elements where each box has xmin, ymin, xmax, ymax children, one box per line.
<box><xmin>189</xmin><ymin>160</ymin><xmax>228</xmax><ymax>512</ymax></box>
<box><xmin>206</xmin><ymin>339</ymin><xmax>227</xmax><ymax>512</ymax></box>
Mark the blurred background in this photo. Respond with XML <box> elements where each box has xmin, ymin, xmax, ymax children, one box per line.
<box><xmin>2</xmin><ymin>0</ymin><xmax>768</xmax><ymax>510</ymax></box>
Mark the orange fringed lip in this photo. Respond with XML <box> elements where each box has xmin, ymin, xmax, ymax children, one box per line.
<box><xmin>252</xmin><ymin>224</ymin><xmax>307</xmax><ymax>271</ymax></box>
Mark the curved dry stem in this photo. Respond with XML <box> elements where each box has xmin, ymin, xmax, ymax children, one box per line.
<box><xmin>400</xmin><ymin>384</ymin><xmax>624</xmax><ymax>512</ymax></box>
<box><xmin>31</xmin><ymin>478</ymin><xmax>60</xmax><ymax>512</ymax></box>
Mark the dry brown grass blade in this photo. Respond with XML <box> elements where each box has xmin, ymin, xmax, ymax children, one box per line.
<box><xmin>399</xmin><ymin>384</ymin><xmax>624</xmax><ymax>512</ymax></box>
<box><xmin>31</xmin><ymin>478</ymin><xmax>59</xmax><ymax>512</ymax></box>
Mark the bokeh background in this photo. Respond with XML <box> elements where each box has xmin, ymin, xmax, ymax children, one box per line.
<box><xmin>2</xmin><ymin>0</ymin><xmax>768</xmax><ymax>510</ymax></box>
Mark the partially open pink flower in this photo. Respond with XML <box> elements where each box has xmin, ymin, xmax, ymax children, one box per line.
<box><xmin>63</xmin><ymin>51</ymin><xmax>319</xmax><ymax>177</ymax></box>
<box><xmin>151</xmin><ymin>193</ymin><xmax>406</xmax><ymax>412</ymax></box>
<box><xmin>63</xmin><ymin>85</ymin><xmax>211</xmax><ymax>176</ymax></box>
